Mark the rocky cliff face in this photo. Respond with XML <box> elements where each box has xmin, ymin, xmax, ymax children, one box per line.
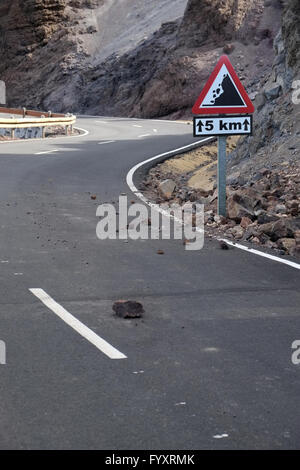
<box><xmin>228</xmin><ymin>0</ymin><xmax>300</xmax><ymax>175</ymax></box>
<box><xmin>177</xmin><ymin>0</ymin><xmax>263</xmax><ymax>47</ymax></box>
<box><xmin>0</xmin><ymin>0</ymin><xmax>104</xmax><ymax>109</ymax></box>
<box><xmin>0</xmin><ymin>1</ymin><xmax>66</xmax><ymax>65</ymax></box>
<box><xmin>0</xmin><ymin>0</ymin><xmax>282</xmax><ymax>117</ymax></box>
<box><xmin>0</xmin><ymin>0</ymin><xmax>188</xmax><ymax>113</ymax></box>
<box><xmin>282</xmin><ymin>0</ymin><xmax>300</xmax><ymax>73</ymax></box>
<box><xmin>73</xmin><ymin>0</ymin><xmax>282</xmax><ymax>118</ymax></box>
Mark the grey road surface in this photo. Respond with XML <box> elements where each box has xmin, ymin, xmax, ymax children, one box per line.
<box><xmin>0</xmin><ymin>117</ymin><xmax>299</xmax><ymax>450</ymax></box>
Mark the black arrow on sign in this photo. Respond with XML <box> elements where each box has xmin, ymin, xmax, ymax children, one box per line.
<box><xmin>243</xmin><ymin>119</ymin><xmax>250</xmax><ymax>131</ymax></box>
<box><xmin>197</xmin><ymin>120</ymin><xmax>204</xmax><ymax>133</ymax></box>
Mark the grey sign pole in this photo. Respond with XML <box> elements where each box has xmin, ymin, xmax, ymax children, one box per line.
<box><xmin>217</xmin><ymin>135</ymin><xmax>227</xmax><ymax>217</ymax></box>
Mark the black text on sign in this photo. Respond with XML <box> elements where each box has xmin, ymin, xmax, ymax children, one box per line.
<box><xmin>193</xmin><ymin>115</ymin><xmax>252</xmax><ymax>136</ymax></box>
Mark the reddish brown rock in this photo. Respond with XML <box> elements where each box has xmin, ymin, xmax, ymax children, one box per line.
<box><xmin>257</xmin><ymin>219</ymin><xmax>294</xmax><ymax>241</ymax></box>
<box><xmin>277</xmin><ymin>238</ymin><xmax>296</xmax><ymax>252</ymax></box>
<box><xmin>223</xmin><ymin>43</ymin><xmax>235</xmax><ymax>54</ymax></box>
<box><xmin>240</xmin><ymin>216</ymin><xmax>252</xmax><ymax>229</ymax></box>
<box><xmin>227</xmin><ymin>197</ymin><xmax>254</xmax><ymax>222</ymax></box>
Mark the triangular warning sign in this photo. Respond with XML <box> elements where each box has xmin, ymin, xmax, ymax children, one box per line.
<box><xmin>192</xmin><ymin>55</ymin><xmax>255</xmax><ymax>115</ymax></box>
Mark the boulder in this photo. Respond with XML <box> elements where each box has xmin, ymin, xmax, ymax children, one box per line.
<box><xmin>227</xmin><ymin>189</ymin><xmax>260</xmax><ymax>222</ymax></box>
<box><xmin>227</xmin><ymin>199</ymin><xmax>253</xmax><ymax>221</ymax></box>
<box><xmin>257</xmin><ymin>212</ymin><xmax>279</xmax><ymax>224</ymax></box>
<box><xmin>264</xmin><ymin>81</ymin><xmax>282</xmax><ymax>100</ymax></box>
<box><xmin>257</xmin><ymin>219</ymin><xmax>294</xmax><ymax>241</ymax></box>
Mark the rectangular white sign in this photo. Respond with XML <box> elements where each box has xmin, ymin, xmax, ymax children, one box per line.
<box><xmin>193</xmin><ymin>115</ymin><xmax>252</xmax><ymax>136</ymax></box>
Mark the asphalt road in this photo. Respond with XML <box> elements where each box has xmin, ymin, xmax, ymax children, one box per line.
<box><xmin>0</xmin><ymin>116</ymin><xmax>299</xmax><ymax>450</ymax></box>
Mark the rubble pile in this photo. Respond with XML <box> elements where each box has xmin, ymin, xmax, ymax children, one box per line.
<box><xmin>142</xmin><ymin>162</ymin><xmax>300</xmax><ymax>257</ymax></box>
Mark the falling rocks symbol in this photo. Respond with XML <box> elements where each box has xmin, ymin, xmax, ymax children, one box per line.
<box><xmin>207</xmin><ymin>74</ymin><xmax>244</xmax><ymax>107</ymax></box>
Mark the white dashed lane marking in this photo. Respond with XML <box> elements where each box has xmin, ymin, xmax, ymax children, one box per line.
<box><xmin>35</xmin><ymin>149</ymin><xmax>59</xmax><ymax>155</ymax></box>
<box><xmin>29</xmin><ymin>288</ymin><xmax>127</xmax><ymax>360</ymax></box>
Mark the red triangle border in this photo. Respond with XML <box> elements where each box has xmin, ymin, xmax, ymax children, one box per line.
<box><xmin>192</xmin><ymin>55</ymin><xmax>255</xmax><ymax>115</ymax></box>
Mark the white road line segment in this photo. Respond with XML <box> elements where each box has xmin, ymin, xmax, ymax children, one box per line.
<box><xmin>29</xmin><ymin>288</ymin><xmax>127</xmax><ymax>360</ymax></box>
<box><xmin>219</xmin><ymin>238</ymin><xmax>300</xmax><ymax>270</ymax></box>
<box><xmin>35</xmin><ymin>149</ymin><xmax>59</xmax><ymax>155</ymax></box>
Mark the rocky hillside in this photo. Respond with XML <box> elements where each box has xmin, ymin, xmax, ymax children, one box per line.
<box><xmin>64</xmin><ymin>0</ymin><xmax>283</xmax><ymax>117</ymax></box>
<box><xmin>0</xmin><ymin>0</ymin><xmax>187</xmax><ymax>113</ymax></box>
<box><xmin>0</xmin><ymin>0</ymin><xmax>282</xmax><ymax>117</ymax></box>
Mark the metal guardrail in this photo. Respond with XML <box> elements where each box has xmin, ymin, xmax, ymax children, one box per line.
<box><xmin>0</xmin><ymin>106</ymin><xmax>76</xmax><ymax>139</ymax></box>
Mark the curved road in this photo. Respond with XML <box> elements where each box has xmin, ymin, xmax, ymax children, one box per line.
<box><xmin>0</xmin><ymin>116</ymin><xmax>299</xmax><ymax>449</ymax></box>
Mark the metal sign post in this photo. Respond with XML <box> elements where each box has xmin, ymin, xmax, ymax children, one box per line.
<box><xmin>217</xmin><ymin>136</ymin><xmax>227</xmax><ymax>217</ymax></box>
<box><xmin>192</xmin><ymin>55</ymin><xmax>255</xmax><ymax>218</ymax></box>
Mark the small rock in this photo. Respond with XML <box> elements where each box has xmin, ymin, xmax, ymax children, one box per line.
<box><xmin>223</xmin><ymin>43</ymin><xmax>235</xmax><ymax>54</ymax></box>
<box><xmin>258</xmin><ymin>167</ymin><xmax>270</xmax><ymax>176</ymax></box>
<box><xmin>227</xmin><ymin>225</ymin><xmax>244</xmax><ymax>239</ymax></box>
<box><xmin>290</xmin><ymin>245</ymin><xmax>300</xmax><ymax>257</ymax></box>
<box><xmin>275</xmin><ymin>204</ymin><xmax>286</xmax><ymax>214</ymax></box>
<box><xmin>240</xmin><ymin>216</ymin><xmax>252</xmax><ymax>229</ymax></box>
<box><xmin>159</xmin><ymin>179</ymin><xmax>176</xmax><ymax>199</ymax></box>
<box><xmin>277</xmin><ymin>238</ymin><xmax>296</xmax><ymax>252</ymax></box>
<box><xmin>113</xmin><ymin>300</ymin><xmax>144</xmax><ymax>319</ymax></box>
<box><xmin>227</xmin><ymin>195</ymin><xmax>254</xmax><ymax>222</ymax></box>
<box><xmin>264</xmin><ymin>82</ymin><xmax>282</xmax><ymax>100</ymax></box>
<box><xmin>208</xmin><ymin>189</ymin><xmax>218</xmax><ymax>203</ymax></box>
<box><xmin>294</xmin><ymin>230</ymin><xmax>300</xmax><ymax>242</ymax></box>
<box><xmin>286</xmin><ymin>200</ymin><xmax>299</xmax><ymax>210</ymax></box>
<box><xmin>257</xmin><ymin>213</ymin><xmax>279</xmax><ymax>224</ymax></box>
<box><xmin>288</xmin><ymin>203</ymin><xmax>298</xmax><ymax>216</ymax></box>
<box><xmin>219</xmin><ymin>241</ymin><xmax>229</xmax><ymax>250</ymax></box>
